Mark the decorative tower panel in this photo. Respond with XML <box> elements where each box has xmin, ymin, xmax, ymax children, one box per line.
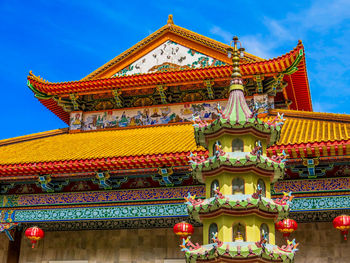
<box><xmin>183</xmin><ymin>37</ymin><xmax>298</xmax><ymax>263</ymax></box>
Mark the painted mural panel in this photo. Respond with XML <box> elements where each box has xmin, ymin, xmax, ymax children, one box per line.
<box><xmin>71</xmin><ymin>101</ymin><xmax>227</xmax><ymax>131</ymax></box>
<box><xmin>113</xmin><ymin>40</ymin><xmax>226</xmax><ymax>77</ymax></box>
<box><xmin>70</xmin><ymin>95</ymin><xmax>274</xmax><ymax>131</ymax></box>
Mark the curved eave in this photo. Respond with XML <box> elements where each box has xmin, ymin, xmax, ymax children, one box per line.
<box><xmin>27</xmin><ymin>42</ymin><xmax>309</xmax><ymax>121</ymax></box>
<box><xmin>27</xmin><ymin>42</ymin><xmax>305</xmax><ymax>96</ymax></box>
<box><xmin>267</xmin><ymin>140</ymin><xmax>350</xmax><ymax>160</ymax></box>
<box><xmin>194</xmin><ymin>164</ymin><xmax>281</xmax><ymax>179</ymax></box>
<box><xmin>0</xmin><ymin>150</ymin><xmax>205</xmax><ymax>178</ymax></box>
<box><xmin>284</xmin><ymin>55</ymin><xmax>312</xmax><ymax>111</ymax></box>
<box><xmin>198</xmin><ymin>207</ymin><xmax>283</xmax><ymax>220</ymax></box>
<box><xmin>185</xmin><ymin>242</ymin><xmax>295</xmax><ymax>263</ymax></box>
<box><xmin>39</xmin><ymin>98</ymin><xmax>69</xmax><ymax>124</ymax></box>
<box><xmin>194</xmin><ymin>120</ymin><xmax>282</xmax><ymax>148</ymax></box>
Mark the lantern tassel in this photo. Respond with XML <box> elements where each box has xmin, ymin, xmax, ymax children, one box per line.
<box><xmin>342</xmin><ymin>230</ymin><xmax>348</xmax><ymax>240</ymax></box>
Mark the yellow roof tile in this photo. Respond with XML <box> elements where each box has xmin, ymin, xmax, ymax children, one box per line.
<box><xmin>1</xmin><ymin>109</ymin><xmax>350</xmax><ymax>165</ymax></box>
<box><xmin>264</xmin><ymin>110</ymin><xmax>350</xmax><ymax>145</ymax></box>
<box><xmin>0</xmin><ymin>124</ymin><xmax>204</xmax><ymax>165</ymax></box>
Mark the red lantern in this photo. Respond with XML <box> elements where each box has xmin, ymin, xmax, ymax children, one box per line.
<box><xmin>275</xmin><ymin>219</ymin><xmax>298</xmax><ymax>239</ymax></box>
<box><xmin>173</xmin><ymin>222</ymin><xmax>194</xmax><ymax>241</ymax></box>
<box><xmin>25</xmin><ymin>226</ymin><xmax>44</xmax><ymax>248</ymax></box>
<box><xmin>333</xmin><ymin>215</ymin><xmax>350</xmax><ymax>240</ymax></box>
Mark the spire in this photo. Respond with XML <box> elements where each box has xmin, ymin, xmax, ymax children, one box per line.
<box><xmin>222</xmin><ymin>36</ymin><xmax>252</xmax><ymax>123</ymax></box>
<box><xmin>167</xmin><ymin>14</ymin><xmax>174</xmax><ymax>25</ymax></box>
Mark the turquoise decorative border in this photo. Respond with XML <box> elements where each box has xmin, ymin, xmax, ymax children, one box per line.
<box><xmin>1</xmin><ymin>195</ymin><xmax>350</xmax><ymax>223</ymax></box>
<box><xmin>290</xmin><ymin>195</ymin><xmax>350</xmax><ymax>211</ymax></box>
<box><xmin>2</xmin><ymin>203</ymin><xmax>187</xmax><ymax>223</ymax></box>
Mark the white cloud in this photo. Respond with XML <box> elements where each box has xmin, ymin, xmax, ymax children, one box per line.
<box><xmin>209</xmin><ymin>0</ymin><xmax>350</xmax><ymax>113</ymax></box>
<box><xmin>239</xmin><ymin>35</ymin><xmax>273</xmax><ymax>59</ymax></box>
<box><xmin>210</xmin><ymin>26</ymin><xmax>232</xmax><ymax>43</ymax></box>
<box><xmin>209</xmin><ymin>26</ymin><xmax>273</xmax><ymax>59</ymax></box>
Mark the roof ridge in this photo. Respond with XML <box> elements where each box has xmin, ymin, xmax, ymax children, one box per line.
<box><xmin>269</xmin><ymin>109</ymin><xmax>350</xmax><ymax>122</ymax></box>
<box><xmin>0</xmin><ymin>128</ymin><xmax>68</xmax><ymax>147</ymax></box>
<box><xmin>80</xmin><ymin>21</ymin><xmax>263</xmax><ymax>81</ymax></box>
<box><xmin>27</xmin><ymin>40</ymin><xmax>302</xmax><ymax>87</ymax></box>
<box><xmin>28</xmin><ymin>65</ymin><xmax>233</xmax><ymax>85</ymax></box>
<box><xmin>169</xmin><ymin>24</ymin><xmax>263</xmax><ymax>63</ymax></box>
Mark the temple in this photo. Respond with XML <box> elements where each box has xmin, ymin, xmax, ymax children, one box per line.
<box><xmin>1</xmin><ymin>15</ymin><xmax>350</xmax><ymax>263</ymax></box>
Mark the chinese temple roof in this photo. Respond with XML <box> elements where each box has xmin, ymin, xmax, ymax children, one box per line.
<box><xmin>265</xmin><ymin>110</ymin><xmax>350</xmax><ymax>159</ymax></box>
<box><xmin>27</xmin><ymin>20</ymin><xmax>311</xmax><ymax>124</ymax></box>
<box><xmin>27</xmin><ymin>42</ymin><xmax>304</xmax><ymax>96</ymax></box>
<box><xmin>82</xmin><ymin>15</ymin><xmax>262</xmax><ymax>81</ymax></box>
<box><xmin>0</xmin><ymin>110</ymin><xmax>349</xmax><ymax>178</ymax></box>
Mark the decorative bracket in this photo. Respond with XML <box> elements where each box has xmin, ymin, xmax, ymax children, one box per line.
<box><xmin>0</xmin><ymin>210</ymin><xmax>15</xmax><ymax>223</ymax></box>
<box><xmin>110</xmin><ymin>176</ymin><xmax>128</xmax><ymax>189</ymax></box>
<box><xmin>69</xmin><ymin>93</ymin><xmax>79</xmax><ymax>111</ymax></box>
<box><xmin>302</xmin><ymin>157</ymin><xmax>319</xmax><ymax>178</ymax></box>
<box><xmin>291</xmin><ymin>158</ymin><xmax>334</xmax><ymax>178</ymax></box>
<box><xmin>0</xmin><ymin>222</ymin><xmax>19</xmax><ymax>241</ymax></box>
<box><xmin>93</xmin><ymin>171</ymin><xmax>112</xmax><ymax>190</ymax></box>
<box><xmin>204</xmin><ymin>80</ymin><xmax>215</xmax><ymax>99</ymax></box>
<box><xmin>0</xmin><ymin>183</ymin><xmax>15</xmax><ymax>194</ymax></box>
<box><xmin>153</xmin><ymin>168</ymin><xmax>174</xmax><ymax>187</ymax></box>
<box><xmin>152</xmin><ymin>169</ymin><xmax>191</xmax><ymax>187</ymax></box>
<box><xmin>112</xmin><ymin>89</ymin><xmax>124</xmax><ymax>108</ymax></box>
<box><xmin>55</xmin><ymin>97</ymin><xmax>73</xmax><ymax>112</ymax></box>
<box><xmin>156</xmin><ymin>85</ymin><xmax>167</xmax><ymax>104</ymax></box>
<box><xmin>253</xmin><ymin>75</ymin><xmax>264</xmax><ymax>93</ymax></box>
<box><xmin>37</xmin><ymin>175</ymin><xmax>54</xmax><ymax>193</ymax></box>
<box><xmin>268</xmin><ymin>74</ymin><xmax>284</xmax><ymax>95</ymax></box>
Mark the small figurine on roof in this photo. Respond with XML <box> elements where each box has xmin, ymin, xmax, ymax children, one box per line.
<box><xmin>184</xmin><ymin>192</ymin><xmax>204</xmax><ymax>206</ymax></box>
<box><xmin>213</xmin><ymin>186</ymin><xmax>225</xmax><ymax>199</ymax></box>
<box><xmin>270</xmin><ymin>149</ymin><xmax>288</xmax><ymax>163</ymax></box>
<box><xmin>267</xmin><ymin>112</ymin><xmax>286</xmax><ymax>127</ymax></box>
<box><xmin>214</xmin><ymin>141</ymin><xmax>225</xmax><ymax>158</ymax></box>
<box><xmin>279</xmin><ymin>238</ymin><xmax>299</xmax><ymax>253</ymax></box>
<box><xmin>252</xmin><ymin>184</ymin><xmax>263</xmax><ymax>200</ymax></box>
<box><xmin>180</xmin><ymin>236</ymin><xmax>201</xmax><ymax>252</ymax></box>
<box><xmin>191</xmin><ymin>114</ymin><xmax>208</xmax><ymax>128</ymax></box>
<box><xmin>250</xmin><ymin>140</ymin><xmax>262</xmax><ymax>160</ymax></box>
<box><xmin>274</xmin><ymin>192</ymin><xmax>293</xmax><ymax>206</ymax></box>
<box><xmin>188</xmin><ymin>152</ymin><xmax>206</xmax><ymax>164</ymax></box>
<box><xmin>216</xmin><ymin>103</ymin><xmax>224</xmax><ymax>118</ymax></box>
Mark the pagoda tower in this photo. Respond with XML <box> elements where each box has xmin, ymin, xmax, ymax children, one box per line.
<box><xmin>183</xmin><ymin>37</ymin><xmax>298</xmax><ymax>262</ymax></box>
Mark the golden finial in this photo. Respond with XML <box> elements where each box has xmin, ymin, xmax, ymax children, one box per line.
<box><xmin>227</xmin><ymin>36</ymin><xmax>245</xmax><ymax>91</ymax></box>
<box><xmin>167</xmin><ymin>14</ymin><xmax>174</xmax><ymax>25</ymax></box>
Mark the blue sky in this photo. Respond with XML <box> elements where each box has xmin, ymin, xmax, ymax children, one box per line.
<box><xmin>1</xmin><ymin>0</ymin><xmax>350</xmax><ymax>139</ymax></box>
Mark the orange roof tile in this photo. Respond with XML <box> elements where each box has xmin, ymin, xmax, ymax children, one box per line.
<box><xmin>28</xmin><ymin>42</ymin><xmax>303</xmax><ymax>96</ymax></box>
<box><xmin>27</xmin><ymin>42</ymin><xmax>310</xmax><ymax>124</ymax></box>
